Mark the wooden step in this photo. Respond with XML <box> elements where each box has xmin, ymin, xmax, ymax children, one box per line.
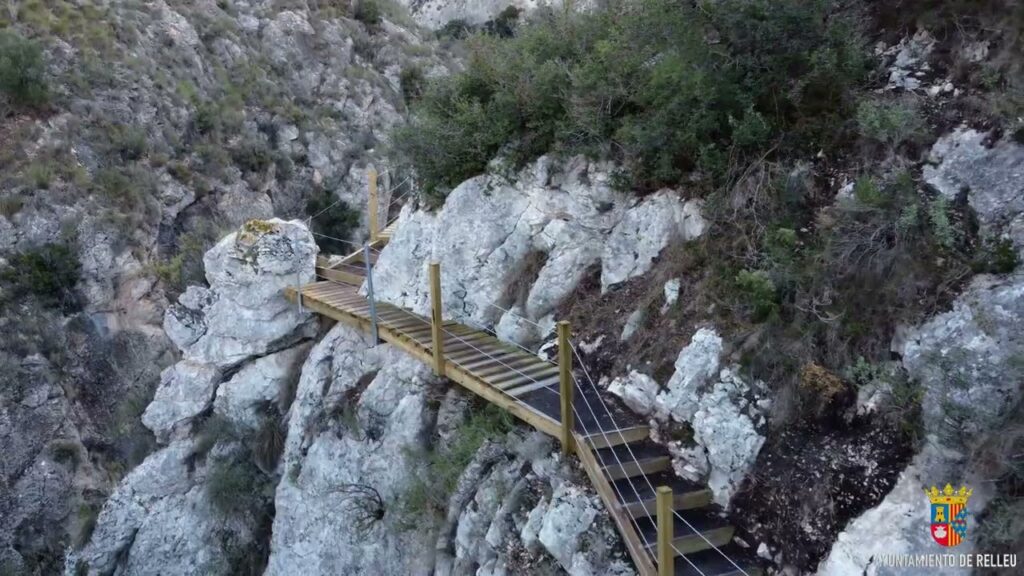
<box><xmin>672</xmin><ymin>543</ymin><xmax>764</xmax><ymax>576</ymax></box>
<box><xmin>613</xmin><ymin>470</ymin><xmax>713</xmax><ymax>518</ymax></box>
<box><xmin>595</xmin><ymin>440</ymin><xmax>671</xmax><ymax>482</ymax></box>
<box><xmin>580</xmin><ymin>425</ymin><xmax>649</xmax><ymax>450</ymax></box>
<box><xmin>636</xmin><ymin>505</ymin><xmax>734</xmax><ymax>555</ymax></box>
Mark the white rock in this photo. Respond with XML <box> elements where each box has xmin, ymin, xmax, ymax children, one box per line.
<box><xmin>608</xmin><ymin>371</ymin><xmax>659</xmax><ymax>416</ymax></box>
<box><xmin>661</xmin><ymin>278</ymin><xmax>681</xmax><ymax>314</ymax></box>
<box><xmin>164</xmin><ymin>219</ymin><xmax>317</xmax><ymax>369</ymax></box>
<box><xmin>142</xmin><ymin>361</ymin><xmax>221</xmax><ymax>442</ymax></box>
<box><xmin>537</xmin><ymin>484</ymin><xmax>600</xmax><ymax>571</ymax></box>
<box><xmin>266</xmin><ymin>323</ymin><xmax>441</xmax><ymax>575</ymax></box>
<box><xmin>213</xmin><ymin>343</ymin><xmax>312</xmax><ymax>430</ymax></box>
<box><xmin>601</xmin><ymin>191</ymin><xmax>704</xmax><ymax>290</ymax></box>
<box><xmin>692</xmin><ymin>368</ymin><xmax>766</xmax><ymax>505</ymax></box>
<box><xmin>619</xmin><ymin>308</ymin><xmax>645</xmax><ymax>341</ymax></box>
<box><xmin>655</xmin><ymin>328</ymin><xmax>723</xmax><ymax>422</ymax></box>
<box><xmin>923</xmin><ymin>128</ymin><xmax>1024</xmax><ymax>252</ymax></box>
<box><xmin>372</xmin><ymin>157</ymin><xmax>705</xmax><ymax>340</ymax></box>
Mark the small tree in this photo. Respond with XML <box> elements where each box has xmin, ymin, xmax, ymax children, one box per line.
<box><xmin>0</xmin><ymin>31</ymin><xmax>49</xmax><ymax>114</ymax></box>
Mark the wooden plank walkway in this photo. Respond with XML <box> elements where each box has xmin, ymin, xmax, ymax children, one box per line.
<box><xmin>284</xmin><ymin>280</ymin><xmax>649</xmax><ymax>444</ymax></box>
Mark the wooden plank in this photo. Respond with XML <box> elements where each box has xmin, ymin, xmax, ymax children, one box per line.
<box><xmin>489</xmin><ymin>363</ymin><xmax>560</xmax><ymax>386</ymax></box>
<box><xmin>583</xmin><ymin>426</ymin><xmax>650</xmax><ymax>450</ymax></box>
<box><xmin>624</xmin><ymin>488</ymin><xmax>713</xmax><ymax>518</ymax></box>
<box><xmin>316</xmin><ymin>267</ymin><xmax>363</xmax><ymax>286</ymax></box>
<box><xmin>603</xmin><ymin>456</ymin><xmax>671</xmax><ymax>482</ymax></box>
<box><xmin>460</xmin><ymin>350</ymin><xmax>528</xmax><ymax>371</ymax></box>
<box><xmin>503</xmin><ymin>374</ymin><xmax>562</xmax><ymax>397</ymax></box>
<box><xmin>442</xmin><ymin>366</ymin><xmax>562</xmax><ymax>439</ymax></box>
<box><xmin>574</xmin><ymin>431</ymin><xmax>658</xmax><ymax>576</ymax></box>
<box><xmin>472</xmin><ymin>356</ymin><xmax>549</xmax><ymax>379</ymax></box>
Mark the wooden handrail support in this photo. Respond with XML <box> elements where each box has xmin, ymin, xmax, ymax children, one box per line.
<box><xmin>557</xmin><ymin>321</ymin><xmax>574</xmax><ymax>456</ymax></box>
<box><xmin>368</xmin><ymin>167</ymin><xmax>380</xmax><ymax>242</ymax></box>
<box><xmin>657</xmin><ymin>486</ymin><xmax>674</xmax><ymax>576</ymax></box>
<box><xmin>429</xmin><ymin>262</ymin><xmax>445</xmax><ymax>377</ymax></box>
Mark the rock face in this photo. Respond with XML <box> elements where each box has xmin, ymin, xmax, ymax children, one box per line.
<box><xmin>371</xmin><ymin>156</ymin><xmax>706</xmax><ymax>348</ymax></box>
<box><xmin>817</xmin><ymin>129</ymin><xmax>1024</xmax><ymax>575</ymax></box>
<box><xmin>67</xmin><ymin>220</ymin><xmax>316</xmax><ymax>575</ymax></box>
<box><xmin>608</xmin><ymin>328</ymin><xmax>768</xmax><ymax>506</ymax></box>
<box><xmin>268</xmin><ymin>321</ymin><xmax>635</xmax><ymax>576</ymax></box>
<box><xmin>164</xmin><ymin>219</ymin><xmax>318</xmax><ymax>370</ymax></box>
<box><xmin>2</xmin><ymin>2</ymin><xmax>447</xmax><ymax>569</ymax></box>
<box><xmin>399</xmin><ymin>0</ymin><xmax>585</xmax><ymax>29</ymax></box>
<box><xmin>924</xmin><ymin>128</ymin><xmax>1024</xmax><ymax>250</ymax></box>
<box><xmin>67</xmin><ymin>441</ymin><xmax>261</xmax><ymax>576</ymax></box>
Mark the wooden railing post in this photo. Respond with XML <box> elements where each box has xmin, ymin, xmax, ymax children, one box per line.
<box><xmin>368</xmin><ymin>167</ymin><xmax>379</xmax><ymax>242</ymax></box>
<box><xmin>558</xmin><ymin>321</ymin><xmax>574</xmax><ymax>456</ymax></box>
<box><xmin>429</xmin><ymin>262</ymin><xmax>445</xmax><ymax>377</ymax></box>
<box><xmin>657</xmin><ymin>486</ymin><xmax>674</xmax><ymax>576</ymax></box>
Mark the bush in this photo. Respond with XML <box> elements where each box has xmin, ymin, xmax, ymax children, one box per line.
<box><xmin>306</xmin><ymin>189</ymin><xmax>360</xmax><ymax>253</ymax></box>
<box><xmin>354</xmin><ymin>0</ymin><xmax>382</xmax><ymax>27</ymax></box>
<box><xmin>399</xmin><ymin>404</ymin><xmax>514</xmax><ymax>519</ymax></box>
<box><xmin>207</xmin><ymin>458</ymin><xmax>266</xmax><ymax>515</ymax></box>
<box><xmin>0</xmin><ymin>31</ymin><xmax>49</xmax><ymax>113</ymax></box>
<box><xmin>0</xmin><ymin>242</ymin><xmax>82</xmax><ymax>312</ymax></box>
<box><xmin>395</xmin><ymin>0</ymin><xmax>867</xmax><ymax>198</ymax></box>
<box><xmin>735</xmin><ymin>269</ymin><xmax>779</xmax><ymax>322</ymax></box>
<box><xmin>856</xmin><ymin>98</ymin><xmax>926</xmax><ymax>146</ymax></box>
<box><xmin>399</xmin><ymin>65</ymin><xmax>425</xmax><ymax>104</ymax></box>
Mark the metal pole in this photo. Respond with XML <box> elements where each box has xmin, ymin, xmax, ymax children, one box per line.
<box><xmin>364</xmin><ymin>243</ymin><xmax>379</xmax><ymax>343</ymax></box>
<box><xmin>657</xmin><ymin>486</ymin><xmax>674</xmax><ymax>576</ymax></box>
<box><xmin>558</xmin><ymin>321</ymin><xmax>574</xmax><ymax>456</ymax></box>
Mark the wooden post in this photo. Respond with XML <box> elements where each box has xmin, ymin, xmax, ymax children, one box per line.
<box><xmin>657</xmin><ymin>486</ymin><xmax>674</xmax><ymax>576</ymax></box>
<box><xmin>368</xmin><ymin>168</ymin><xmax>379</xmax><ymax>242</ymax></box>
<box><xmin>429</xmin><ymin>262</ymin><xmax>445</xmax><ymax>377</ymax></box>
<box><xmin>557</xmin><ymin>321</ymin><xmax>573</xmax><ymax>456</ymax></box>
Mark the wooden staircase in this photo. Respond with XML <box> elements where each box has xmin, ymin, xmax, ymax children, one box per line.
<box><xmin>292</xmin><ymin>220</ymin><xmax>761</xmax><ymax>576</ymax></box>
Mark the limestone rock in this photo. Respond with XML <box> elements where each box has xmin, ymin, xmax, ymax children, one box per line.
<box><xmin>164</xmin><ymin>219</ymin><xmax>317</xmax><ymax>369</ymax></box>
<box><xmin>608</xmin><ymin>371</ymin><xmax>660</xmax><ymax>416</ymax></box>
<box><xmin>655</xmin><ymin>328</ymin><xmax>724</xmax><ymax>422</ymax></box>
<box><xmin>371</xmin><ymin>157</ymin><xmax>706</xmax><ymax>347</ymax></box>
<box><xmin>924</xmin><ymin>128</ymin><xmax>1024</xmax><ymax>252</ymax></box>
<box><xmin>213</xmin><ymin>342</ymin><xmax>312</xmax><ymax>431</ymax></box>
<box><xmin>67</xmin><ymin>441</ymin><xmax>258</xmax><ymax>576</ymax></box>
<box><xmin>601</xmin><ymin>191</ymin><xmax>705</xmax><ymax>290</ymax></box>
<box><xmin>141</xmin><ymin>361</ymin><xmax>221</xmax><ymax>442</ymax></box>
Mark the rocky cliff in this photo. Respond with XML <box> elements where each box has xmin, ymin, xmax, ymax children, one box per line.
<box><xmin>4</xmin><ymin>1</ymin><xmax>1024</xmax><ymax>575</ymax></box>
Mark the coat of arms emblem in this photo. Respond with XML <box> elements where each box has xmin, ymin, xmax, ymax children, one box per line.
<box><xmin>925</xmin><ymin>484</ymin><xmax>972</xmax><ymax>547</ymax></box>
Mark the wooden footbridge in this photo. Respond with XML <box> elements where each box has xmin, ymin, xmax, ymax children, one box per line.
<box><xmin>284</xmin><ymin>170</ymin><xmax>760</xmax><ymax>576</ymax></box>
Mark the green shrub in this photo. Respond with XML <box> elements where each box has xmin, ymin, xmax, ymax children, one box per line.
<box><xmin>231</xmin><ymin>138</ymin><xmax>273</xmax><ymax>174</ymax></box>
<box><xmin>73</xmin><ymin>504</ymin><xmax>99</xmax><ymax>549</ymax></box>
<box><xmin>0</xmin><ymin>242</ymin><xmax>82</xmax><ymax>312</ymax></box>
<box><xmin>0</xmin><ymin>31</ymin><xmax>49</xmax><ymax>112</ymax></box>
<box><xmin>399</xmin><ymin>65</ymin><xmax>425</xmax><ymax>104</ymax></box>
<box><xmin>395</xmin><ymin>0</ymin><xmax>867</xmax><ymax>198</ymax></box>
<box><xmin>252</xmin><ymin>409</ymin><xmax>285</xmax><ymax>473</ymax></box>
<box><xmin>399</xmin><ymin>404</ymin><xmax>514</xmax><ymax>520</ymax></box>
<box><xmin>50</xmin><ymin>440</ymin><xmax>81</xmax><ymax>467</ymax></box>
<box><xmin>207</xmin><ymin>458</ymin><xmax>265</xmax><ymax>515</ymax></box>
<box><xmin>735</xmin><ymin>269</ymin><xmax>779</xmax><ymax>322</ymax></box>
<box><xmin>354</xmin><ymin>0</ymin><xmax>382</xmax><ymax>27</ymax></box>
<box><xmin>856</xmin><ymin>98</ymin><xmax>926</xmax><ymax>146</ymax></box>
<box><xmin>974</xmin><ymin>237</ymin><xmax>1020</xmax><ymax>274</ymax></box>
<box><xmin>0</xmin><ymin>195</ymin><xmax>24</xmax><ymax>218</ymax></box>
<box><xmin>306</xmin><ymin>189</ymin><xmax>360</xmax><ymax>253</ymax></box>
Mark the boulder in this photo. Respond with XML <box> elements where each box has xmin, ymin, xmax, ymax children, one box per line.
<box><xmin>213</xmin><ymin>342</ymin><xmax>312</xmax><ymax>431</ymax></box>
<box><xmin>164</xmin><ymin>219</ymin><xmax>317</xmax><ymax>369</ymax></box>
<box><xmin>141</xmin><ymin>361</ymin><xmax>221</xmax><ymax>442</ymax></box>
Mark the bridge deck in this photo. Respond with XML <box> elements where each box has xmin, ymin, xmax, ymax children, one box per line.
<box><xmin>285</xmin><ymin>280</ymin><xmax>647</xmax><ymax>443</ymax></box>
